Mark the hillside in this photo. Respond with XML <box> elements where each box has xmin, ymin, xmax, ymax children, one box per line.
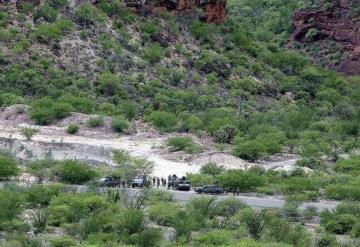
<box><xmin>292</xmin><ymin>0</ymin><xmax>360</xmax><ymax>74</ymax></box>
<box><xmin>1</xmin><ymin>0</ymin><xmax>359</xmax><ymax>162</ymax></box>
<box><xmin>1</xmin><ymin>1</ymin><xmax>360</xmax><ymax>246</ymax></box>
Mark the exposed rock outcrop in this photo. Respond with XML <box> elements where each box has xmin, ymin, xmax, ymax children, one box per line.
<box><xmin>292</xmin><ymin>0</ymin><xmax>360</xmax><ymax>75</ymax></box>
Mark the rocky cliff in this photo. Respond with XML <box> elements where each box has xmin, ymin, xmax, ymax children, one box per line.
<box><xmin>292</xmin><ymin>0</ymin><xmax>360</xmax><ymax>75</ymax></box>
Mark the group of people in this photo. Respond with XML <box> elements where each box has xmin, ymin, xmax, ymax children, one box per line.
<box><xmin>151</xmin><ymin>177</ymin><xmax>167</xmax><ymax>188</ymax></box>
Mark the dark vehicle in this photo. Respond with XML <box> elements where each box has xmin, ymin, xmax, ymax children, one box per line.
<box><xmin>195</xmin><ymin>185</ymin><xmax>224</xmax><ymax>194</ymax></box>
<box><xmin>131</xmin><ymin>178</ymin><xmax>145</xmax><ymax>188</ymax></box>
<box><xmin>99</xmin><ymin>176</ymin><xmax>120</xmax><ymax>187</ymax></box>
<box><xmin>176</xmin><ymin>178</ymin><xmax>191</xmax><ymax>191</ymax></box>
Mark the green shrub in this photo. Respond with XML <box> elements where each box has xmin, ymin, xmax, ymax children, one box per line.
<box><xmin>148</xmin><ymin>202</ymin><xmax>178</xmax><ymax>226</ymax></box>
<box><xmin>20</xmin><ymin>127</ymin><xmax>38</xmax><ymax>140</ymax></box>
<box><xmin>29</xmin><ymin>98</ymin><xmax>73</xmax><ymax>125</ymax></box>
<box><xmin>34</xmin><ymin>4</ymin><xmax>58</xmax><ymax>22</ymax></box>
<box><xmin>184</xmin><ymin>115</ymin><xmax>203</xmax><ymax>132</ymax></box>
<box><xmin>48</xmin><ymin>0</ymin><xmax>69</xmax><ymax>9</ymax></box>
<box><xmin>316</xmin><ymin>234</ymin><xmax>338</xmax><ymax>247</ymax></box>
<box><xmin>192</xmin><ymin>230</ymin><xmax>235</xmax><ymax>246</ymax></box>
<box><xmin>35</xmin><ymin>19</ymin><xmax>73</xmax><ymax>41</ymax></box>
<box><xmin>325</xmin><ymin>183</ymin><xmax>360</xmax><ymax>201</ymax></box>
<box><xmin>111</xmin><ymin>117</ymin><xmax>129</xmax><ymax>133</ymax></box>
<box><xmin>166</xmin><ymin>136</ymin><xmax>202</xmax><ymax>154</ymax></box>
<box><xmin>0</xmin><ymin>155</ymin><xmax>20</xmax><ymax>179</ymax></box>
<box><xmin>188</xmin><ymin>173</ymin><xmax>213</xmax><ymax>187</ymax></box>
<box><xmin>212</xmin><ymin>198</ymin><xmax>247</xmax><ymax>217</ymax></box>
<box><xmin>49</xmin><ymin>236</ymin><xmax>76</xmax><ymax>247</ymax></box>
<box><xmin>87</xmin><ymin>115</ymin><xmax>104</xmax><ymax>128</ymax></box>
<box><xmin>334</xmin><ymin>155</ymin><xmax>360</xmax><ymax>174</ymax></box>
<box><xmin>0</xmin><ymin>189</ymin><xmax>23</xmax><ymax>222</ymax></box>
<box><xmin>67</xmin><ymin>124</ymin><xmax>80</xmax><ymax>134</ymax></box>
<box><xmin>57</xmin><ymin>160</ymin><xmax>97</xmax><ymax>184</ymax></box>
<box><xmin>116</xmin><ymin>208</ymin><xmax>144</xmax><ymax>234</ymax></box>
<box><xmin>146</xmin><ymin>111</ymin><xmax>177</xmax><ymax>132</ymax></box>
<box><xmin>143</xmin><ymin>43</ymin><xmax>165</xmax><ymax>63</ymax></box>
<box><xmin>96</xmin><ymin>72</ymin><xmax>120</xmax><ymax>96</ymax></box>
<box><xmin>31</xmin><ymin>208</ymin><xmax>50</xmax><ymax>233</ymax></box>
<box><xmin>0</xmin><ymin>11</ymin><xmax>8</xmax><ymax>27</ymax></box>
<box><xmin>323</xmin><ymin>213</ymin><xmax>356</xmax><ymax>234</ymax></box>
<box><xmin>200</xmin><ymin>162</ymin><xmax>225</xmax><ymax>178</ymax></box>
<box><xmin>213</xmin><ymin>124</ymin><xmax>237</xmax><ymax>143</ymax></box>
<box><xmin>134</xmin><ymin>228</ymin><xmax>163</xmax><ymax>247</ymax></box>
<box><xmin>233</xmin><ymin>140</ymin><xmax>267</xmax><ymax>162</ymax></box>
<box><xmin>76</xmin><ymin>3</ymin><xmax>107</xmax><ymax>26</ymax></box>
<box><xmin>58</xmin><ymin>95</ymin><xmax>94</xmax><ymax>114</ymax></box>
<box><xmin>219</xmin><ymin>169</ymin><xmax>266</xmax><ymax>192</ymax></box>
<box><xmin>24</xmin><ymin>184</ymin><xmax>62</xmax><ymax>207</ymax></box>
<box><xmin>239</xmin><ymin>208</ymin><xmax>267</xmax><ymax>240</ymax></box>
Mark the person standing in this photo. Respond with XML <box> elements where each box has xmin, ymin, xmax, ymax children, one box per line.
<box><xmin>157</xmin><ymin>177</ymin><xmax>160</xmax><ymax>188</ymax></box>
<box><xmin>152</xmin><ymin>177</ymin><xmax>156</xmax><ymax>186</ymax></box>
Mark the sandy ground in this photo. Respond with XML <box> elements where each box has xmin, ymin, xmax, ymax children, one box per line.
<box><xmin>0</xmin><ymin>105</ymin><xmax>299</xmax><ymax>177</ymax></box>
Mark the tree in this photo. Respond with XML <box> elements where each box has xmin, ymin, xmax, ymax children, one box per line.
<box><xmin>200</xmin><ymin>162</ymin><xmax>225</xmax><ymax>179</ymax></box>
<box><xmin>0</xmin><ymin>155</ymin><xmax>19</xmax><ymax>179</ymax></box>
<box><xmin>20</xmin><ymin>127</ymin><xmax>38</xmax><ymax>140</ymax></box>
<box><xmin>57</xmin><ymin>160</ymin><xmax>97</xmax><ymax>184</ymax></box>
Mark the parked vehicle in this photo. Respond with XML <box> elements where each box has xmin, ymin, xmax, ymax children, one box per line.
<box><xmin>176</xmin><ymin>178</ymin><xmax>191</xmax><ymax>191</ymax></box>
<box><xmin>195</xmin><ymin>185</ymin><xmax>224</xmax><ymax>194</ymax></box>
<box><xmin>132</xmin><ymin>178</ymin><xmax>145</xmax><ymax>188</ymax></box>
<box><xmin>99</xmin><ymin>176</ymin><xmax>120</xmax><ymax>187</ymax></box>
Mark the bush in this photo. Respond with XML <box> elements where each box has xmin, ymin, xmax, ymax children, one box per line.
<box><xmin>29</xmin><ymin>98</ymin><xmax>73</xmax><ymax>125</ymax></box>
<box><xmin>148</xmin><ymin>202</ymin><xmax>178</xmax><ymax>226</ymax></box>
<box><xmin>76</xmin><ymin>3</ymin><xmax>107</xmax><ymax>26</ymax></box>
<box><xmin>20</xmin><ymin>127</ymin><xmax>38</xmax><ymax>140</ymax></box>
<box><xmin>49</xmin><ymin>236</ymin><xmax>76</xmax><ymax>247</ymax></box>
<box><xmin>67</xmin><ymin>124</ymin><xmax>80</xmax><ymax>134</ymax></box>
<box><xmin>24</xmin><ymin>184</ymin><xmax>62</xmax><ymax>207</ymax></box>
<box><xmin>200</xmin><ymin>162</ymin><xmax>225</xmax><ymax>178</ymax></box>
<box><xmin>134</xmin><ymin>228</ymin><xmax>163</xmax><ymax>247</ymax></box>
<box><xmin>87</xmin><ymin>115</ymin><xmax>104</xmax><ymax>128</ymax></box>
<box><xmin>96</xmin><ymin>72</ymin><xmax>120</xmax><ymax>96</ymax></box>
<box><xmin>316</xmin><ymin>234</ymin><xmax>338</xmax><ymax>247</ymax></box>
<box><xmin>192</xmin><ymin>230</ymin><xmax>235</xmax><ymax>246</ymax></box>
<box><xmin>184</xmin><ymin>115</ymin><xmax>203</xmax><ymax>132</ymax></box>
<box><xmin>116</xmin><ymin>208</ymin><xmax>144</xmax><ymax>234</ymax></box>
<box><xmin>323</xmin><ymin>213</ymin><xmax>356</xmax><ymax>234</ymax></box>
<box><xmin>35</xmin><ymin>19</ymin><xmax>73</xmax><ymax>41</ymax></box>
<box><xmin>146</xmin><ymin>111</ymin><xmax>177</xmax><ymax>132</ymax></box>
<box><xmin>57</xmin><ymin>160</ymin><xmax>97</xmax><ymax>184</ymax></box>
<box><xmin>111</xmin><ymin>117</ymin><xmax>129</xmax><ymax>133</ymax></box>
<box><xmin>166</xmin><ymin>136</ymin><xmax>202</xmax><ymax>154</ymax></box>
<box><xmin>212</xmin><ymin>198</ymin><xmax>247</xmax><ymax>217</ymax></box>
<box><xmin>233</xmin><ymin>139</ymin><xmax>267</xmax><ymax>162</ymax></box>
<box><xmin>239</xmin><ymin>208</ymin><xmax>267</xmax><ymax>240</ymax></box>
<box><xmin>34</xmin><ymin>4</ymin><xmax>58</xmax><ymax>22</ymax></box>
<box><xmin>213</xmin><ymin>124</ymin><xmax>237</xmax><ymax>143</ymax></box>
<box><xmin>0</xmin><ymin>189</ymin><xmax>23</xmax><ymax>222</ymax></box>
<box><xmin>334</xmin><ymin>155</ymin><xmax>360</xmax><ymax>175</ymax></box>
<box><xmin>143</xmin><ymin>43</ymin><xmax>165</xmax><ymax>63</ymax></box>
<box><xmin>0</xmin><ymin>155</ymin><xmax>19</xmax><ymax>179</ymax></box>
<box><xmin>58</xmin><ymin>95</ymin><xmax>94</xmax><ymax>114</ymax></box>
<box><xmin>31</xmin><ymin>208</ymin><xmax>49</xmax><ymax>233</ymax></box>
<box><xmin>219</xmin><ymin>169</ymin><xmax>266</xmax><ymax>192</ymax></box>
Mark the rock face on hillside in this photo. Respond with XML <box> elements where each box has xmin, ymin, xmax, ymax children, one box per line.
<box><xmin>292</xmin><ymin>0</ymin><xmax>360</xmax><ymax>75</ymax></box>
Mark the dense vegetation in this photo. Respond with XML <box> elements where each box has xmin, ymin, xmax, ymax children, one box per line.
<box><xmin>1</xmin><ymin>178</ymin><xmax>359</xmax><ymax>247</ymax></box>
<box><xmin>0</xmin><ymin>0</ymin><xmax>359</xmax><ymax>162</ymax></box>
<box><xmin>1</xmin><ymin>0</ymin><xmax>360</xmax><ymax>246</ymax></box>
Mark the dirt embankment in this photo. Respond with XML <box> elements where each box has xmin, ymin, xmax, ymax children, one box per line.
<box><xmin>0</xmin><ymin>105</ymin><xmax>298</xmax><ymax>177</ymax></box>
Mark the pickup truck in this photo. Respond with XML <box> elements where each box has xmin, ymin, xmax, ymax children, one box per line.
<box><xmin>195</xmin><ymin>185</ymin><xmax>224</xmax><ymax>194</ymax></box>
<box><xmin>99</xmin><ymin>176</ymin><xmax>120</xmax><ymax>187</ymax></box>
<box><xmin>131</xmin><ymin>178</ymin><xmax>145</xmax><ymax>188</ymax></box>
